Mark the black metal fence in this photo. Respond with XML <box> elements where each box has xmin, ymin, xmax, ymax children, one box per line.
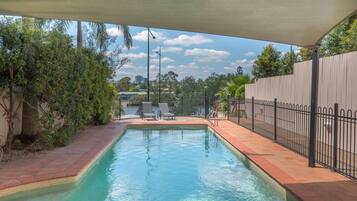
<box><xmin>228</xmin><ymin>97</ymin><xmax>357</xmax><ymax>179</ymax></box>
<box><xmin>120</xmin><ymin>93</ymin><xmax>210</xmax><ymax>118</ymax></box>
<box><xmin>174</xmin><ymin>95</ymin><xmax>208</xmax><ymax>117</ymax></box>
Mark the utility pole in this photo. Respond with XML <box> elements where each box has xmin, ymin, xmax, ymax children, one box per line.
<box><xmin>156</xmin><ymin>46</ymin><xmax>162</xmax><ymax>103</ymax></box>
<box><xmin>146</xmin><ymin>28</ymin><xmax>156</xmax><ymax>101</ymax></box>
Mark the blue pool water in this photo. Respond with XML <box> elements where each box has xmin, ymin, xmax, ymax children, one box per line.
<box><xmin>5</xmin><ymin>126</ymin><xmax>285</xmax><ymax>201</ymax></box>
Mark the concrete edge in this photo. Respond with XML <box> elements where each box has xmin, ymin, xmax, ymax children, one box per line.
<box><xmin>0</xmin><ymin>125</ymin><xmax>127</xmax><ymax>198</ymax></box>
<box><xmin>207</xmin><ymin>125</ymin><xmax>301</xmax><ymax>201</ymax></box>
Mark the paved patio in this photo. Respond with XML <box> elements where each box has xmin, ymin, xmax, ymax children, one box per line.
<box><xmin>0</xmin><ymin>117</ymin><xmax>356</xmax><ymax>200</ymax></box>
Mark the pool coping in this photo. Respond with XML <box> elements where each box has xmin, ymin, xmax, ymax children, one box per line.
<box><xmin>0</xmin><ymin>118</ymin><xmax>356</xmax><ymax>200</ymax></box>
<box><xmin>0</xmin><ymin>123</ymin><xmax>128</xmax><ymax>198</ymax></box>
<box><xmin>206</xmin><ymin>126</ymin><xmax>299</xmax><ymax>201</ymax></box>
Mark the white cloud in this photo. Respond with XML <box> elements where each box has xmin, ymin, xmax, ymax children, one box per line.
<box><xmin>224</xmin><ymin>58</ymin><xmax>255</xmax><ymax>75</ymax></box>
<box><xmin>184</xmin><ymin>48</ymin><xmax>231</xmax><ymax>62</ymax></box>
<box><xmin>123</xmin><ymin>52</ymin><xmax>147</xmax><ymax>59</ymax></box>
<box><xmin>174</xmin><ymin>63</ymin><xmax>211</xmax><ymax>79</ymax></box>
<box><xmin>121</xmin><ymin>63</ymin><xmax>135</xmax><ymax>69</ymax></box>
<box><xmin>153</xmin><ymin>46</ymin><xmax>183</xmax><ymax>53</ymax></box>
<box><xmin>232</xmin><ymin>59</ymin><xmax>255</xmax><ymax>67</ymax></box>
<box><xmin>164</xmin><ymin>34</ymin><xmax>213</xmax><ymax>46</ymax></box>
<box><xmin>224</xmin><ymin>66</ymin><xmax>234</xmax><ymax>70</ymax></box>
<box><xmin>167</xmin><ymin>65</ymin><xmax>176</xmax><ymax>69</ymax></box>
<box><xmin>107</xmin><ymin>27</ymin><xmax>123</xmax><ymax>37</ymax></box>
<box><xmin>150</xmin><ymin>64</ymin><xmax>158</xmax><ymax>70</ymax></box>
<box><xmin>177</xmin><ymin>62</ymin><xmax>199</xmax><ymax>69</ymax></box>
<box><xmin>151</xmin><ymin>57</ymin><xmax>175</xmax><ymax>64</ymax></box>
<box><xmin>244</xmin><ymin>51</ymin><xmax>256</xmax><ymax>57</ymax></box>
<box><xmin>133</xmin><ymin>30</ymin><xmax>166</xmax><ymax>42</ymax></box>
<box><xmin>121</xmin><ymin>45</ymin><xmax>139</xmax><ymax>52</ymax></box>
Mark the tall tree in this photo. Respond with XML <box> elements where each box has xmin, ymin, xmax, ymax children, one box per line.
<box><xmin>252</xmin><ymin>44</ymin><xmax>282</xmax><ymax>79</ymax></box>
<box><xmin>298</xmin><ymin>48</ymin><xmax>313</xmax><ymax>61</ymax></box>
<box><xmin>135</xmin><ymin>75</ymin><xmax>144</xmax><ymax>84</ymax></box>
<box><xmin>0</xmin><ymin>20</ymin><xmax>27</xmax><ymax>152</ymax></box>
<box><xmin>280</xmin><ymin>49</ymin><xmax>298</xmax><ymax>75</ymax></box>
<box><xmin>299</xmin><ymin>14</ymin><xmax>357</xmax><ymax>61</ymax></box>
<box><xmin>77</xmin><ymin>22</ymin><xmax>132</xmax><ymax>50</ymax></box>
<box><xmin>117</xmin><ymin>77</ymin><xmax>131</xmax><ymax>91</ymax></box>
<box><xmin>163</xmin><ymin>71</ymin><xmax>178</xmax><ymax>93</ymax></box>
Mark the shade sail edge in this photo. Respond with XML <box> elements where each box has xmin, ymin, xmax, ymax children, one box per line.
<box><xmin>0</xmin><ymin>0</ymin><xmax>356</xmax><ymax>47</ymax></box>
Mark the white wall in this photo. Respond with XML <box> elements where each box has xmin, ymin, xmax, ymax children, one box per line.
<box><xmin>245</xmin><ymin>51</ymin><xmax>357</xmax><ymax>110</ymax></box>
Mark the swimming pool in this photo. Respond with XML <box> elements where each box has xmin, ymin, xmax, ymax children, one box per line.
<box><xmin>4</xmin><ymin>126</ymin><xmax>287</xmax><ymax>201</ymax></box>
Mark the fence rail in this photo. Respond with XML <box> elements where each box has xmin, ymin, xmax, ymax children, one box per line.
<box><xmin>228</xmin><ymin>97</ymin><xmax>357</xmax><ymax>179</ymax></box>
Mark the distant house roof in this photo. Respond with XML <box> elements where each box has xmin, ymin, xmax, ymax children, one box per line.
<box><xmin>0</xmin><ymin>0</ymin><xmax>356</xmax><ymax>46</ymax></box>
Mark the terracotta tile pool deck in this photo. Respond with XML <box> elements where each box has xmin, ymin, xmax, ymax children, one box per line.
<box><xmin>0</xmin><ymin>117</ymin><xmax>356</xmax><ymax>200</ymax></box>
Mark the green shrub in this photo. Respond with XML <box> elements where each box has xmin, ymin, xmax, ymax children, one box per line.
<box><xmin>0</xmin><ymin>18</ymin><xmax>119</xmax><ymax>149</ymax></box>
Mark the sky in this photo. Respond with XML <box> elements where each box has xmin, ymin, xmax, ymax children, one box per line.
<box><xmin>72</xmin><ymin>24</ymin><xmax>298</xmax><ymax>81</ymax></box>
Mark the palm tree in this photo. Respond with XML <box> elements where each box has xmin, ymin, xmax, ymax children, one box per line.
<box><xmin>32</xmin><ymin>19</ymin><xmax>132</xmax><ymax>50</ymax></box>
<box><xmin>77</xmin><ymin>21</ymin><xmax>83</xmax><ymax>48</ymax></box>
<box><xmin>78</xmin><ymin>21</ymin><xmax>132</xmax><ymax>50</ymax></box>
<box><xmin>216</xmin><ymin>75</ymin><xmax>251</xmax><ymax>114</ymax></box>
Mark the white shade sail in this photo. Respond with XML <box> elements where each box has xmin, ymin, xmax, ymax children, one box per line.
<box><xmin>0</xmin><ymin>0</ymin><xmax>356</xmax><ymax>47</ymax></box>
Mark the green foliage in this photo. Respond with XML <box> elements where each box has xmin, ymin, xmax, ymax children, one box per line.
<box><xmin>0</xmin><ymin>19</ymin><xmax>29</xmax><ymax>150</ymax></box>
<box><xmin>253</xmin><ymin>44</ymin><xmax>300</xmax><ymax>79</ymax></box>
<box><xmin>0</xmin><ymin>19</ymin><xmax>119</xmax><ymax>150</ymax></box>
<box><xmin>252</xmin><ymin>44</ymin><xmax>283</xmax><ymax>79</ymax></box>
<box><xmin>280</xmin><ymin>50</ymin><xmax>298</xmax><ymax>75</ymax></box>
<box><xmin>116</xmin><ymin>77</ymin><xmax>132</xmax><ymax>91</ymax></box>
<box><xmin>0</xmin><ymin>20</ymin><xmax>27</xmax><ymax>90</ymax></box>
<box><xmin>112</xmin><ymin>95</ymin><xmax>123</xmax><ymax>118</ymax></box>
<box><xmin>299</xmin><ymin>16</ymin><xmax>357</xmax><ymax>61</ymax></box>
<box><xmin>216</xmin><ymin>76</ymin><xmax>251</xmax><ymax>113</ymax></box>
<box><xmin>341</xmin><ymin>19</ymin><xmax>357</xmax><ymax>51</ymax></box>
<box><xmin>34</xmin><ymin>37</ymin><xmax>116</xmax><ymax>134</ymax></box>
<box><xmin>128</xmin><ymin>94</ymin><xmax>146</xmax><ymax>106</ymax></box>
<box><xmin>298</xmin><ymin>48</ymin><xmax>312</xmax><ymax>61</ymax></box>
<box><xmin>162</xmin><ymin>71</ymin><xmax>179</xmax><ymax>93</ymax></box>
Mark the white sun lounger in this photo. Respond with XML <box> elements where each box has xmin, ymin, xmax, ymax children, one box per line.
<box><xmin>142</xmin><ymin>102</ymin><xmax>156</xmax><ymax>120</ymax></box>
<box><xmin>159</xmin><ymin>103</ymin><xmax>175</xmax><ymax>120</ymax></box>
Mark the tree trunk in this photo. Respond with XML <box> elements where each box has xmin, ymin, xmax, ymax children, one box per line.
<box><xmin>22</xmin><ymin>97</ymin><xmax>40</xmax><ymax>136</ymax></box>
<box><xmin>77</xmin><ymin>21</ymin><xmax>83</xmax><ymax>48</ymax></box>
<box><xmin>5</xmin><ymin>67</ymin><xmax>14</xmax><ymax>152</ymax></box>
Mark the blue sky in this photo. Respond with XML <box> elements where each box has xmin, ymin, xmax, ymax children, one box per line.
<box><xmin>71</xmin><ymin>24</ymin><xmax>298</xmax><ymax>81</ymax></box>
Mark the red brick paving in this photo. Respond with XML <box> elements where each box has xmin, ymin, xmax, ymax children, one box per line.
<box><xmin>0</xmin><ymin>117</ymin><xmax>356</xmax><ymax>201</ymax></box>
<box><xmin>0</xmin><ymin>122</ymin><xmax>127</xmax><ymax>194</ymax></box>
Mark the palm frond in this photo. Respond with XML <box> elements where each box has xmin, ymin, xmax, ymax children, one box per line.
<box><xmin>117</xmin><ymin>25</ymin><xmax>132</xmax><ymax>49</ymax></box>
<box><xmin>34</xmin><ymin>18</ymin><xmax>47</xmax><ymax>29</ymax></box>
<box><xmin>53</xmin><ymin>20</ymin><xmax>70</xmax><ymax>32</ymax></box>
<box><xmin>89</xmin><ymin>22</ymin><xmax>109</xmax><ymax>51</ymax></box>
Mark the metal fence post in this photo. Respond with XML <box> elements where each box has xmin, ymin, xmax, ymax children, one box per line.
<box><xmin>204</xmin><ymin>96</ymin><xmax>209</xmax><ymax>118</ymax></box>
<box><xmin>333</xmin><ymin>103</ymin><xmax>339</xmax><ymax>171</ymax></box>
<box><xmin>181</xmin><ymin>96</ymin><xmax>184</xmax><ymax>115</ymax></box>
<box><xmin>252</xmin><ymin>96</ymin><xmax>255</xmax><ymax>131</ymax></box>
<box><xmin>237</xmin><ymin>99</ymin><xmax>240</xmax><ymax>124</ymax></box>
<box><xmin>308</xmin><ymin>45</ymin><xmax>320</xmax><ymax>167</ymax></box>
<box><xmin>274</xmin><ymin>98</ymin><xmax>277</xmax><ymax>141</ymax></box>
<box><xmin>227</xmin><ymin>96</ymin><xmax>230</xmax><ymax>120</ymax></box>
